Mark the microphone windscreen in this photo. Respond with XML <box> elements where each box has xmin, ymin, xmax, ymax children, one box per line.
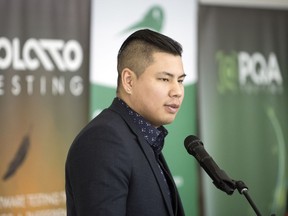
<box><xmin>184</xmin><ymin>135</ymin><xmax>203</xmax><ymax>155</ymax></box>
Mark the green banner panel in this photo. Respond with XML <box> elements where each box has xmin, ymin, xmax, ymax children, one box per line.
<box><xmin>198</xmin><ymin>5</ymin><xmax>288</xmax><ymax>216</ymax></box>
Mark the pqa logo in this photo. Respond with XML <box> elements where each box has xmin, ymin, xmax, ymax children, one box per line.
<box><xmin>0</xmin><ymin>37</ymin><xmax>83</xmax><ymax>71</ymax></box>
<box><xmin>216</xmin><ymin>51</ymin><xmax>283</xmax><ymax>94</ymax></box>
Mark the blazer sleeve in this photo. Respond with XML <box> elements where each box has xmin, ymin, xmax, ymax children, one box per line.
<box><xmin>66</xmin><ymin>123</ymin><xmax>132</xmax><ymax>216</ymax></box>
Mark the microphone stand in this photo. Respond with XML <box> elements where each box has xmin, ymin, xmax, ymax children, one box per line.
<box><xmin>235</xmin><ymin>180</ymin><xmax>262</xmax><ymax>216</ymax></box>
<box><xmin>214</xmin><ymin>178</ymin><xmax>266</xmax><ymax>215</ymax></box>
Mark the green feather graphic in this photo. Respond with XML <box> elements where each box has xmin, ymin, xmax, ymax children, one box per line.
<box><xmin>266</xmin><ymin>107</ymin><xmax>286</xmax><ymax>214</ymax></box>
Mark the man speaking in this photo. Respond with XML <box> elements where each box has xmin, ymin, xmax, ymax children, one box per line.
<box><xmin>65</xmin><ymin>29</ymin><xmax>186</xmax><ymax>216</ymax></box>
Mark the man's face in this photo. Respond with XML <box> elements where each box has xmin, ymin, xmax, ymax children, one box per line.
<box><xmin>129</xmin><ymin>52</ymin><xmax>185</xmax><ymax>127</ymax></box>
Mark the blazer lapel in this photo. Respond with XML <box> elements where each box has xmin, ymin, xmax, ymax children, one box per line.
<box><xmin>159</xmin><ymin>154</ymin><xmax>182</xmax><ymax>216</ymax></box>
<box><xmin>137</xmin><ymin>135</ymin><xmax>175</xmax><ymax>216</ymax></box>
<box><xmin>109</xmin><ymin>99</ymin><xmax>175</xmax><ymax>216</ymax></box>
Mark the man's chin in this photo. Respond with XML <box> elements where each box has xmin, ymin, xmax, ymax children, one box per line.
<box><xmin>162</xmin><ymin>117</ymin><xmax>176</xmax><ymax>126</ymax></box>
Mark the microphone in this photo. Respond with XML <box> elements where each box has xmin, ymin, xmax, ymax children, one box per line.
<box><xmin>184</xmin><ymin>135</ymin><xmax>235</xmax><ymax>195</ymax></box>
<box><xmin>184</xmin><ymin>135</ymin><xmax>270</xmax><ymax>215</ymax></box>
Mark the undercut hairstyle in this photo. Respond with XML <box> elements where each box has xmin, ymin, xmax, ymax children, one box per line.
<box><xmin>116</xmin><ymin>29</ymin><xmax>183</xmax><ymax>92</ymax></box>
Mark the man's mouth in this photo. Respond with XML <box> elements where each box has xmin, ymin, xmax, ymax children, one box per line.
<box><xmin>165</xmin><ymin>103</ymin><xmax>180</xmax><ymax>113</ymax></box>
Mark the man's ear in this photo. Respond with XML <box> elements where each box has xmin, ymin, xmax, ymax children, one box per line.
<box><xmin>121</xmin><ymin>68</ymin><xmax>136</xmax><ymax>94</ymax></box>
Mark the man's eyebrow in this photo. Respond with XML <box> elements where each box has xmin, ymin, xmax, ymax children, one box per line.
<box><xmin>179</xmin><ymin>73</ymin><xmax>187</xmax><ymax>78</ymax></box>
<box><xmin>158</xmin><ymin>71</ymin><xmax>187</xmax><ymax>78</ymax></box>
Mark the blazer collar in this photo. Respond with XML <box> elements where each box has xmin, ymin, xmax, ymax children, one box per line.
<box><xmin>116</xmin><ymin>97</ymin><xmax>168</xmax><ymax>155</ymax></box>
<box><xmin>109</xmin><ymin>98</ymin><xmax>175</xmax><ymax>216</ymax></box>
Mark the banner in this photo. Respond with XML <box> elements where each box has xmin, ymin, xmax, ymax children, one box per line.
<box><xmin>89</xmin><ymin>0</ymin><xmax>198</xmax><ymax>215</ymax></box>
<box><xmin>198</xmin><ymin>5</ymin><xmax>288</xmax><ymax>216</ymax></box>
<box><xmin>0</xmin><ymin>0</ymin><xmax>90</xmax><ymax>215</ymax></box>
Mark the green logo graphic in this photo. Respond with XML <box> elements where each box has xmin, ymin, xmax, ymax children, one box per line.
<box><xmin>216</xmin><ymin>51</ymin><xmax>283</xmax><ymax>94</ymax></box>
<box><xmin>216</xmin><ymin>51</ymin><xmax>238</xmax><ymax>94</ymax></box>
<box><xmin>121</xmin><ymin>5</ymin><xmax>164</xmax><ymax>33</ymax></box>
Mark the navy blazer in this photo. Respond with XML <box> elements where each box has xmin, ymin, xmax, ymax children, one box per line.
<box><xmin>65</xmin><ymin>98</ymin><xmax>185</xmax><ymax>216</ymax></box>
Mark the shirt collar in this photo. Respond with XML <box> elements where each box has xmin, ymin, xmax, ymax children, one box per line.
<box><xmin>117</xmin><ymin>97</ymin><xmax>168</xmax><ymax>155</ymax></box>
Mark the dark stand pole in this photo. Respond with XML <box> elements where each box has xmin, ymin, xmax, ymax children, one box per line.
<box><xmin>235</xmin><ymin>181</ymin><xmax>263</xmax><ymax>216</ymax></box>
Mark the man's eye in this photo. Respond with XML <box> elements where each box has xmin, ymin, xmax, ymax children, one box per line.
<box><xmin>178</xmin><ymin>79</ymin><xmax>184</xmax><ymax>83</ymax></box>
<box><xmin>159</xmin><ymin>78</ymin><xmax>169</xmax><ymax>82</ymax></box>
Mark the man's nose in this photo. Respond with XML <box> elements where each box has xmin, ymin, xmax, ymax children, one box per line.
<box><xmin>169</xmin><ymin>81</ymin><xmax>183</xmax><ymax>98</ymax></box>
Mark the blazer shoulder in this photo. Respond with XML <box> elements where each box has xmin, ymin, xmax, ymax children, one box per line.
<box><xmin>67</xmin><ymin>107</ymin><xmax>136</xmax><ymax>156</ymax></box>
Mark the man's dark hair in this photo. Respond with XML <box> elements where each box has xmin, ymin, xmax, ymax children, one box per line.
<box><xmin>116</xmin><ymin>29</ymin><xmax>183</xmax><ymax>90</ymax></box>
